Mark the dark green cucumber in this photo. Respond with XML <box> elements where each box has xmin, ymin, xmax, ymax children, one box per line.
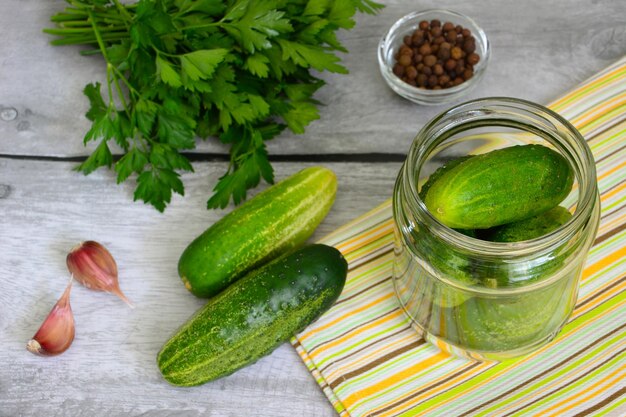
<box><xmin>158</xmin><ymin>244</ymin><xmax>347</xmax><ymax>386</ymax></box>
<box><xmin>179</xmin><ymin>167</ymin><xmax>337</xmax><ymax>298</ymax></box>
<box><xmin>480</xmin><ymin>206</ymin><xmax>573</xmax><ymax>242</ymax></box>
<box><xmin>423</xmin><ymin>145</ymin><xmax>574</xmax><ymax>229</ymax></box>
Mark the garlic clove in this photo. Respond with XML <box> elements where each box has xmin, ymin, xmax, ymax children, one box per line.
<box><xmin>27</xmin><ymin>279</ymin><xmax>75</xmax><ymax>356</ymax></box>
<box><xmin>66</xmin><ymin>240</ymin><xmax>133</xmax><ymax>308</ymax></box>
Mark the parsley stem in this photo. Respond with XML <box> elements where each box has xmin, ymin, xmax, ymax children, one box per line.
<box><xmin>87</xmin><ymin>11</ymin><xmax>131</xmax><ymax>117</ymax></box>
<box><xmin>105</xmin><ymin>67</ymin><xmax>115</xmax><ymax>109</ymax></box>
<box><xmin>87</xmin><ymin>11</ymin><xmax>111</xmax><ymax>62</ymax></box>
<box><xmin>110</xmin><ymin>66</ymin><xmax>139</xmax><ymax>99</ymax></box>
<box><xmin>179</xmin><ymin>21</ymin><xmax>222</xmax><ymax>31</ymax></box>
<box><xmin>109</xmin><ymin>64</ymin><xmax>130</xmax><ymax>112</ymax></box>
<box><xmin>111</xmin><ymin>0</ymin><xmax>133</xmax><ymax>28</ymax></box>
<box><xmin>153</xmin><ymin>48</ymin><xmax>179</xmax><ymax>58</ymax></box>
<box><xmin>44</xmin><ymin>27</ymin><xmax>127</xmax><ymax>34</ymax></box>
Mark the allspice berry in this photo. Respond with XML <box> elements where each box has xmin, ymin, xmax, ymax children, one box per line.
<box><xmin>423</xmin><ymin>55</ymin><xmax>437</xmax><ymax>67</ymax></box>
<box><xmin>419</xmin><ymin>43</ymin><xmax>432</xmax><ymax>56</ymax></box>
<box><xmin>450</xmin><ymin>46</ymin><xmax>463</xmax><ymax>60</ymax></box>
<box><xmin>467</xmin><ymin>52</ymin><xmax>480</xmax><ymax>65</ymax></box>
<box><xmin>398</xmin><ymin>54</ymin><xmax>412</xmax><ymax>66</ymax></box>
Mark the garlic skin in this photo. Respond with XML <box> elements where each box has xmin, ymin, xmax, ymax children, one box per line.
<box><xmin>27</xmin><ymin>280</ymin><xmax>75</xmax><ymax>356</ymax></box>
<box><xmin>66</xmin><ymin>241</ymin><xmax>133</xmax><ymax>307</ymax></box>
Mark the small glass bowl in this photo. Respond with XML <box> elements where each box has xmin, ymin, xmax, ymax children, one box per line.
<box><xmin>378</xmin><ymin>9</ymin><xmax>490</xmax><ymax>106</ymax></box>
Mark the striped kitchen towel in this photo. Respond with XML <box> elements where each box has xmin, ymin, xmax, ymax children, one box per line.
<box><xmin>292</xmin><ymin>56</ymin><xmax>626</xmax><ymax>417</ymax></box>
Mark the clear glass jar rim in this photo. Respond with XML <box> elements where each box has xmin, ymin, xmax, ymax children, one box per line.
<box><xmin>402</xmin><ymin>96</ymin><xmax>599</xmax><ymax>258</ymax></box>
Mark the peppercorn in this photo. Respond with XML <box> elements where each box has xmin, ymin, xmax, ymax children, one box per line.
<box><xmin>393</xmin><ymin>64</ymin><xmax>405</xmax><ymax>77</ymax></box>
<box><xmin>467</xmin><ymin>52</ymin><xmax>480</xmax><ymax>65</ymax></box>
<box><xmin>391</xmin><ymin>19</ymin><xmax>481</xmax><ymax>91</ymax></box>
<box><xmin>445</xmin><ymin>30</ymin><xmax>457</xmax><ymax>43</ymax></box>
<box><xmin>438</xmin><ymin>47</ymin><xmax>451</xmax><ymax>61</ymax></box>
<box><xmin>399</xmin><ymin>45</ymin><xmax>413</xmax><ymax>56</ymax></box>
<box><xmin>463</xmin><ymin>38</ymin><xmax>476</xmax><ymax>54</ymax></box>
<box><xmin>419</xmin><ymin>43</ymin><xmax>432</xmax><ymax>56</ymax></box>
<box><xmin>398</xmin><ymin>54</ymin><xmax>412</xmax><ymax>66</ymax></box>
<box><xmin>412</xmin><ymin>31</ymin><xmax>424</xmax><ymax>46</ymax></box>
<box><xmin>450</xmin><ymin>46</ymin><xmax>463</xmax><ymax>60</ymax></box>
<box><xmin>423</xmin><ymin>54</ymin><xmax>437</xmax><ymax>67</ymax></box>
<box><xmin>406</xmin><ymin>66</ymin><xmax>418</xmax><ymax>80</ymax></box>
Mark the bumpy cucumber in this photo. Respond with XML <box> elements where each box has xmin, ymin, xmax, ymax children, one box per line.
<box><xmin>420</xmin><ymin>156</ymin><xmax>477</xmax><ymax>238</ymax></box>
<box><xmin>179</xmin><ymin>167</ymin><xmax>337</xmax><ymax>298</ymax></box>
<box><xmin>158</xmin><ymin>244</ymin><xmax>348</xmax><ymax>386</ymax></box>
<box><xmin>423</xmin><ymin>145</ymin><xmax>574</xmax><ymax>229</ymax></box>
<box><xmin>419</xmin><ymin>155</ymin><xmax>474</xmax><ymax>200</ymax></box>
<box><xmin>480</xmin><ymin>206</ymin><xmax>572</xmax><ymax>242</ymax></box>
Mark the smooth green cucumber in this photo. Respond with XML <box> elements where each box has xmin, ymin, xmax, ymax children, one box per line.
<box><xmin>158</xmin><ymin>244</ymin><xmax>348</xmax><ymax>386</ymax></box>
<box><xmin>480</xmin><ymin>206</ymin><xmax>573</xmax><ymax>242</ymax></box>
<box><xmin>423</xmin><ymin>145</ymin><xmax>574</xmax><ymax>229</ymax></box>
<box><xmin>179</xmin><ymin>167</ymin><xmax>337</xmax><ymax>298</ymax></box>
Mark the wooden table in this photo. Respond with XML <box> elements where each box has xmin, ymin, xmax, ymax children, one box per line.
<box><xmin>1</xmin><ymin>1</ymin><xmax>624</xmax><ymax>415</ymax></box>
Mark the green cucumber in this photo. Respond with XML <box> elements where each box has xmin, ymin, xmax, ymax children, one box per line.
<box><xmin>480</xmin><ymin>206</ymin><xmax>573</xmax><ymax>242</ymax></box>
<box><xmin>158</xmin><ymin>244</ymin><xmax>348</xmax><ymax>386</ymax></box>
<box><xmin>179</xmin><ymin>167</ymin><xmax>337</xmax><ymax>298</ymax></box>
<box><xmin>423</xmin><ymin>145</ymin><xmax>574</xmax><ymax>229</ymax></box>
<box><xmin>419</xmin><ymin>155</ymin><xmax>474</xmax><ymax>200</ymax></box>
<box><xmin>419</xmin><ymin>156</ymin><xmax>478</xmax><ymax>238</ymax></box>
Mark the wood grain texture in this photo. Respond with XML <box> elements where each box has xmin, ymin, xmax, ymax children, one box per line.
<box><xmin>0</xmin><ymin>0</ymin><xmax>624</xmax><ymax>158</ymax></box>
<box><xmin>1</xmin><ymin>0</ymin><xmax>624</xmax><ymax>415</ymax></box>
<box><xmin>0</xmin><ymin>160</ymin><xmax>399</xmax><ymax>417</ymax></box>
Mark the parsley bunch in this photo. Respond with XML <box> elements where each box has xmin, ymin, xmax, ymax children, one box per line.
<box><xmin>45</xmin><ymin>0</ymin><xmax>383</xmax><ymax>211</ymax></box>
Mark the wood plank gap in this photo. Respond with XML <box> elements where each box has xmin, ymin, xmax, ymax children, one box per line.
<box><xmin>0</xmin><ymin>152</ymin><xmax>409</xmax><ymax>163</ymax></box>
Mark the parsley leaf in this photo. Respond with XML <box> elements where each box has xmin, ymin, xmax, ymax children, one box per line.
<box><xmin>277</xmin><ymin>39</ymin><xmax>348</xmax><ymax>73</ymax></box>
<box><xmin>134</xmin><ymin>168</ymin><xmax>184</xmax><ymax>212</ymax></box>
<box><xmin>76</xmin><ymin>140</ymin><xmax>113</xmax><ymax>175</ymax></box>
<box><xmin>180</xmin><ymin>49</ymin><xmax>228</xmax><ymax>80</ymax></box>
<box><xmin>115</xmin><ymin>148</ymin><xmax>148</xmax><ymax>183</ymax></box>
<box><xmin>46</xmin><ymin>0</ymin><xmax>383</xmax><ymax>211</ymax></box>
<box><xmin>222</xmin><ymin>0</ymin><xmax>293</xmax><ymax>53</ymax></box>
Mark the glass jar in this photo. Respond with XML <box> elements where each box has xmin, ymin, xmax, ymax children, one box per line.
<box><xmin>392</xmin><ymin>97</ymin><xmax>600</xmax><ymax>361</ymax></box>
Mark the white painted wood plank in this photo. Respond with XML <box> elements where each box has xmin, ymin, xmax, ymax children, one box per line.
<box><xmin>0</xmin><ymin>0</ymin><xmax>624</xmax><ymax>157</ymax></box>
<box><xmin>0</xmin><ymin>159</ymin><xmax>400</xmax><ymax>417</ymax></box>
